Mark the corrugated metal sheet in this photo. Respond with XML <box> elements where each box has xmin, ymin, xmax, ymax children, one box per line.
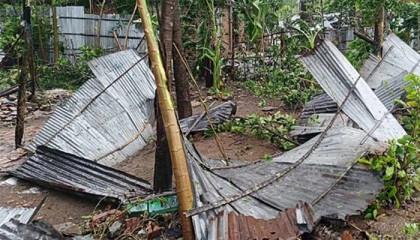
<box><xmin>180</xmin><ymin>101</ymin><xmax>236</xmax><ymax>135</ymax></box>
<box><xmin>291</xmin><ymin>113</ymin><xmax>350</xmax><ymax>142</ymax></box>
<box><xmin>27</xmin><ymin>49</ymin><xmax>156</xmax><ymax>166</ymax></box>
<box><xmin>374</xmin><ymin>71</ymin><xmax>409</xmax><ymax>110</ymax></box>
<box><xmin>0</xmin><ymin>207</ymin><xmax>36</xmax><ymax>226</ymax></box>
<box><xmin>0</xmin><ymin>219</ymin><xmax>91</xmax><ymax>240</ymax></box>
<box><xmin>359</xmin><ymin>54</ymin><xmax>379</xmax><ymax>81</ymax></box>
<box><xmin>299</xmin><ymin>71</ymin><xmax>408</xmax><ymax>127</ymax></box>
<box><xmin>363</xmin><ymin>34</ymin><xmax>420</xmax><ymax>89</ymax></box>
<box><xmin>300</xmin><ymin>40</ymin><xmax>406</xmax><ymax>142</ymax></box>
<box><xmin>299</xmin><ymin>93</ymin><xmax>338</xmax><ymax>124</ymax></box>
<box><xmin>53</xmin><ymin>6</ymin><xmax>146</xmax><ymax>64</ymax></box>
<box><xmin>10</xmin><ymin>146</ymin><xmax>152</xmax><ymax>202</ymax></box>
<box><xmin>187</xmin><ymin>127</ymin><xmax>385</xmax><ymax>239</ymax></box>
<box><xmin>208</xmin><ymin>202</ymin><xmax>315</xmax><ymax>240</ymax></box>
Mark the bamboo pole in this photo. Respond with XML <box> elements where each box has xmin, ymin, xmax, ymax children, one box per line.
<box><xmin>136</xmin><ymin>1</ymin><xmax>195</xmax><ymax>239</ymax></box>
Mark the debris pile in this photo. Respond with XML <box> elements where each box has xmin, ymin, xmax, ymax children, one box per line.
<box><xmin>0</xmin><ymin>33</ymin><xmax>418</xmax><ymax>239</ymax></box>
<box><xmin>0</xmin><ymin>89</ymin><xmax>71</xmax><ymax>124</ymax></box>
<box><xmin>86</xmin><ymin>209</ymin><xmax>181</xmax><ymax>239</ymax></box>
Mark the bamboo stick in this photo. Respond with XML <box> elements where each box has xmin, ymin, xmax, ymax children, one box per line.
<box><xmin>136</xmin><ymin>1</ymin><xmax>195</xmax><ymax>239</ymax></box>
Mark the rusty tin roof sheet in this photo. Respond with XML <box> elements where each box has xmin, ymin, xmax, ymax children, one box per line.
<box><xmin>26</xmin><ymin>50</ymin><xmax>156</xmax><ymax>167</ymax></box>
<box><xmin>208</xmin><ymin>202</ymin><xmax>315</xmax><ymax>240</ymax></box>
<box><xmin>300</xmin><ymin>40</ymin><xmax>406</xmax><ymax>141</ymax></box>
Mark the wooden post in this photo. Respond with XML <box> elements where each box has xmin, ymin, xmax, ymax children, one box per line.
<box><xmin>374</xmin><ymin>2</ymin><xmax>385</xmax><ymax>58</ymax></box>
<box><xmin>24</xmin><ymin>2</ymin><xmax>37</xmax><ymax>100</ymax></box>
<box><xmin>52</xmin><ymin>0</ymin><xmax>59</xmax><ymax>63</ymax></box>
<box><xmin>136</xmin><ymin>0</ymin><xmax>195</xmax><ymax>239</ymax></box>
<box><xmin>15</xmin><ymin>65</ymin><xmax>27</xmax><ymax>148</ymax></box>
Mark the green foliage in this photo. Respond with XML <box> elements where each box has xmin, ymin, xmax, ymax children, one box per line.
<box><xmin>327</xmin><ymin>0</ymin><xmax>419</xmax><ymax>43</ymax></box>
<box><xmin>345</xmin><ymin>39</ymin><xmax>374</xmax><ymax>70</ymax></box>
<box><xmin>208</xmin><ymin>111</ymin><xmax>297</xmax><ymax>150</ymax></box>
<box><xmin>404</xmin><ymin>222</ymin><xmax>419</xmax><ymax>236</ymax></box>
<box><xmin>360</xmin><ymin>74</ymin><xmax>420</xmax><ymax>211</ymax></box>
<box><xmin>363</xmin><ymin>201</ymin><xmax>380</xmax><ymax>220</ymax></box>
<box><xmin>239</xmin><ymin>39</ymin><xmax>320</xmax><ymax>107</ymax></box>
<box><xmin>38</xmin><ymin>45</ymin><xmax>104</xmax><ymax>90</ymax></box>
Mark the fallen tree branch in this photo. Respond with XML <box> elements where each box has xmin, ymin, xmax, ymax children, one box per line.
<box><xmin>354</xmin><ymin>31</ymin><xmax>375</xmax><ymax>45</ymax></box>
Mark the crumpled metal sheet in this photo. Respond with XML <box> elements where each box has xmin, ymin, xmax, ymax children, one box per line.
<box><xmin>363</xmin><ymin>34</ymin><xmax>420</xmax><ymax>89</ymax></box>
<box><xmin>180</xmin><ymin>101</ymin><xmax>237</xmax><ymax>135</ymax></box>
<box><xmin>187</xmin><ymin>127</ymin><xmax>385</xmax><ymax>239</ymax></box>
<box><xmin>373</xmin><ymin>71</ymin><xmax>409</xmax><ymax>110</ymax></box>
<box><xmin>0</xmin><ymin>220</ymin><xmax>64</xmax><ymax>240</ymax></box>
<box><xmin>207</xmin><ymin>202</ymin><xmax>315</xmax><ymax>240</ymax></box>
<box><xmin>301</xmin><ymin>40</ymin><xmax>406</xmax><ymax>141</ymax></box>
<box><xmin>0</xmin><ymin>207</ymin><xmax>36</xmax><ymax>226</ymax></box>
<box><xmin>0</xmin><ymin>219</ymin><xmax>93</xmax><ymax>240</ymax></box>
<box><xmin>359</xmin><ymin>54</ymin><xmax>379</xmax><ymax>81</ymax></box>
<box><xmin>299</xmin><ymin>93</ymin><xmax>339</xmax><ymax>124</ymax></box>
<box><xmin>26</xmin><ymin>49</ymin><xmax>156</xmax><ymax>167</ymax></box>
<box><xmin>10</xmin><ymin>146</ymin><xmax>152</xmax><ymax>202</ymax></box>
<box><xmin>291</xmin><ymin>113</ymin><xmax>350</xmax><ymax>142</ymax></box>
<box><xmin>297</xmin><ymin>70</ymin><xmax>408</xmax><ymax>140</ymax></box>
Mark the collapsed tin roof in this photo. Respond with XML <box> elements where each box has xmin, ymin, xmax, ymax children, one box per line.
<box><xmin>3</xmin><ymin>34</ymin><xmax>415</xmax><ymax>238</ymax></box>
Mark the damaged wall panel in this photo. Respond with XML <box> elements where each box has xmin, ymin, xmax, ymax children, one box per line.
<box><xmin>27</xmin><ymin>50</ymin><xmax>156</xmax><ymax>166</ymax></box>
<box><xmin>301</xmin><ymin>40</ymin><xmax>406</xmax><ymax>141</ymax></box>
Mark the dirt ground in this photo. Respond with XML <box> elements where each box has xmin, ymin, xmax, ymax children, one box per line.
<box><xmin>0</xmin><ymin>85</ymin><xmax>419</xmax><ymax>238</ymax></box>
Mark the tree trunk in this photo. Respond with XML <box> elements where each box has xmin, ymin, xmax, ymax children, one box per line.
<box><xmin>137</xmin><ymin>0</ymin><xmax>195</xmax><ymax>238</ymax></box>
<box><xmin>172</xmin><ymin>0</ymin><xmax>192</xmax><ymax>119</ymax></box>
<box><xmin>52</xmin><ymin>0</ymin><xmax>59</xmax><ymax>63</ymax></box>
<box><xmin>153</xmin><ymin>91</ymin><xmax>173</xmax><ymax>192</ymax></box>
<box><xmin>15</xmin><ymin>65</ymin><xmax>26</xmax><ymax>148</ymax></box>
<box><xmin>159</xmin><ymin>0</ymin><xmax>175</xmax><ymax>90</ymax></box>
<box><xmin>24</xmin><ymin>3</ymin><xmax>37</xmax><ymax>100</ymax></box>
<box><xmin>374</xmin><ymin>2</ymin><xmax>385</xmax><ymax>58</ymax></box>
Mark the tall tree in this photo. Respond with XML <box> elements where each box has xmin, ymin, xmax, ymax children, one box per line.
<box><xmin>153</xmin><ymin>0</ymin><xmax>192</xmax><ymax>192</ymax></box>
<box><xmin>137</xmin><ymin>0</ymin><xmax>195</xmax><ymax>238</ymax></box>
<box><xmin>173</xmin><ymin>0</ymin><xmax>192</xmax><ymax>119</ymax></box>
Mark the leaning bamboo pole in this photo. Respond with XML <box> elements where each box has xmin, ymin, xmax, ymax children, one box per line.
<box><xmin>136</xmin><ymin>1</ymin><xmax>195</xmax><ymax>239</ymax></box>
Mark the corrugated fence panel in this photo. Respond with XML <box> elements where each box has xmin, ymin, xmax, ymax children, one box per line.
<box><xmin>27</xmin><ymin>50</ymin><xmax>156</xmax><ymax>166</ymax></box>
<box><xmin>52</xmin><ymin>6</ymin><xmax>146</xmax><ymax>63</ymax></box>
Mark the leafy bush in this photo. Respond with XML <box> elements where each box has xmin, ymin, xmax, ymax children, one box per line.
<box><xmin>207</xmin><ymin>111</ymin><xmax>297</xmax><ymax>150</ymax></box>
<box><xmin>360</xmin><ymin>74</ymin><xmax>420</xmax><ymax>212</ymax></box>
<box><xmin>345</xmin><ymin>39</ymin><xmax>374</xmax><ymax>70</ymax></box>
<box><xmin>38</xmin><ymin>46</ymin><xmax>105</xmax><ymax>90</ymax></box>
<box><xmin>239</xmin><ymin>40</ymin><xmax>320</xmax><ymax>107</ymax></box>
